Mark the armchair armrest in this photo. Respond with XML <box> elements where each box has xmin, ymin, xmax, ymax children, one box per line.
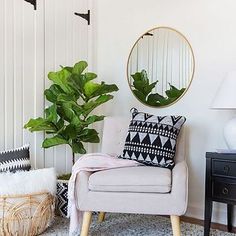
<box><xmin>171</xmin><ymin>161</ymin><xmax>188</xmax><ymax>214</ymax></box>
<box><xmin>75</xmin><ymin>171</ymin><xmax>93</xmax><ymax>209</ymax></box>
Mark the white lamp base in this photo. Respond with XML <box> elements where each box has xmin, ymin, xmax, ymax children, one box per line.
<box><xmin>224</xmin><ymin>117</ymin><xmax>236</xmax><ymax>149</ymax></box>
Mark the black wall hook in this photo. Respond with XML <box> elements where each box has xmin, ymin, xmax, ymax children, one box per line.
<box><xmin>144</xmin><ymin>32</ymin><xmax>153</xmax><ymax>36</ymax></box>
<box><xmin>141</xmin><ymin>32</ymin><xmax>154</xmax><ymax>39</ymax></box>
<box><xmin>74</xmin><ymin>10</ymin><xmax>90</xmax><ymax>25</ymax></box>
<box><xmin>24</xmin><ymin>0</ymin><xmax>36</xmax><ymax>10</ymax></box>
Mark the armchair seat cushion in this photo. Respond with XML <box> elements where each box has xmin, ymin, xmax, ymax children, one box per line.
<box><xmin>88</xmin><ymin>166</ymin><xmax>171</xmax><ymax>193</ymax></box>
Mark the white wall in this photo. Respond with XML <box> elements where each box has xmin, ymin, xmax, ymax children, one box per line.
<box><xmin>96</xmin><ymin>0</ymin><xmax>236</xmax><ymax>225</ymax></box>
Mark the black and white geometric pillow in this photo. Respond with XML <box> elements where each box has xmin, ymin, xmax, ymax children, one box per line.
<box><xmin>56</xmin><ymin>181</ymin><xmax>68</xmax><ymax>218</ymax></box>
<box><xmin>0</xmin><ymin>145</ymin><xmax>31</xmax><ymax>172</ymax></box>
<box><xmin>119</xmin><ymin>108</ymin><xmax>186</xmax><ymax>169</ymax></box>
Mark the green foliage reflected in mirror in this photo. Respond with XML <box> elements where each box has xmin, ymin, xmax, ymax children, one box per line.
<box><xmin>127</xmin><ymin>27</ymin><xmax>195</xmax><ymax>107</ymax></box>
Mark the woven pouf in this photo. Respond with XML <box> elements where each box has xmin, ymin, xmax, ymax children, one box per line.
<box><xmin>0</xmin><ymin>192</ymin><xmax>55</xmax><ymax>236</ymax></box>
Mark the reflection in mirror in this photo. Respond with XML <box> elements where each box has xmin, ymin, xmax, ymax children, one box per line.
<box><xmin>127</xmin><ymin>27</ymin><xmax>194</xmax><ymax>107</ymax></box>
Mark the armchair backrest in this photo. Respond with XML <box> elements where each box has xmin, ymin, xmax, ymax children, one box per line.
<box><xmin>101</xmin><ymin>117</ymin><xmax>186</xmax><ymax>163</ymax></box>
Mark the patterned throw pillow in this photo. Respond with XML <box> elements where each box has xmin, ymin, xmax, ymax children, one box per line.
<box><xmin>0</xmin><ymin>145</ymin><xmax>31</xmax><ymax>172</ymax></box>
<box><xmin>119</xmin><ymin>109</ymin><xmax>186</xmax><ymax>169</ymax></box>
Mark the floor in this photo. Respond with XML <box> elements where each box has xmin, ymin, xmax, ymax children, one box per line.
<box><xmin>42</xmin><ymin>214</ymin><xmax>236</xmax><ymax>236</ymax></box>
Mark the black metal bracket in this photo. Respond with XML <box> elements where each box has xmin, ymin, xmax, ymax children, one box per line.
<box><xmin>24</xmin><ymin>0</ymin><xmax>37</xmax><ymax>10</ymax></box>
<box><xmin>141</xmin><ymin>32</ymin><xmax>153</xmax><ymax>39</ymax></box>
<box><xmin>74</xmin><ymin>10</ymin><xmax>90</xmax><ymax>25</ymax></box>
<box><xmin>144</xmin><ymin>32</ymin><xmax>153</xmax><ymax>37</ymax></box>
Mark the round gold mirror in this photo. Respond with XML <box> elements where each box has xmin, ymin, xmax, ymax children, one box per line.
<box><xmin>127</xmin><ymin>27</ymin><xmax>195</xmax><ymax>107</ymax></box>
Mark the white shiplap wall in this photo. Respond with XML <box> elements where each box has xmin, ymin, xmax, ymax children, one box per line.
<box><xmin>0</xmin><ymin>0</ymin><xmax>92</xmax><ymax>174</ymax></box>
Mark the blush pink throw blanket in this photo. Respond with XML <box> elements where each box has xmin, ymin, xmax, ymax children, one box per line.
<box><xmin>68</xmin><ymin>153</ymin><xmax>141</xmax><ymax>235</ymax></box>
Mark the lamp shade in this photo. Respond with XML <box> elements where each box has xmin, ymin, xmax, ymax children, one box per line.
<box><xmin>211</xmin><ymin>71</ymin><xmax>236</xmax><ymax>110</ymax></box>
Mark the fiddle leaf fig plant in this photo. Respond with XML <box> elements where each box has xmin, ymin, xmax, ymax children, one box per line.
<box><xmin>131</xmin><ymin>69</ymin><xmax>185</xmax><ymax>107</ymax></box>
<box><xmin>24</xmin><ymin>61</ymin><xmax>119</xmax><ymax>164</ymax></box>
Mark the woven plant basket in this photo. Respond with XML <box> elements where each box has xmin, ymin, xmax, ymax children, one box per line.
<box><xmin>0</xmin><ymin>191</ymin><xmax>55</xmax><ymax>236</ymax></box>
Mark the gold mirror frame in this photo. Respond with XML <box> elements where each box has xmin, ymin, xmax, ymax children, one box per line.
<box><xmin>127</xmin><ymin>26</ymin><xmax>195</xmax><ymax>108</ymax></box>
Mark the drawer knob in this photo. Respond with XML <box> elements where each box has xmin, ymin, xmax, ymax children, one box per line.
<box><xmin>223</xmin><ymin>165</ymin><xmax>230</xmax><ymax>174</ymax></box>
<box><xmin>222</xmin><ymin>187</ymin><xmax>229</xmax><ymax>195</ymax></box>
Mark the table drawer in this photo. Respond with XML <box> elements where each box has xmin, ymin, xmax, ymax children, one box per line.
<box><xmin>213</xmin><ymin>179</ymin><xmax>236</xmax><ymax>201</ymax></box>
<box><xmin>212</xmin><ymin>160</ymin><xmax>236</xmax><ymax>178</ymax></box>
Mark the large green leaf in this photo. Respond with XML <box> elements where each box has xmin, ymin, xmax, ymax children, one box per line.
<box><xmin>70</xmin><ymin>117</ymin><xmax>83</xmax><ymax>133</ymax></box>
<box><xmin>45</xmin><ymin>105</ymin><xmax>57</xmax><ymax>123</ymax></box>
<box><xmin>69</xmin><ymin>72</ymin><xmax>98</xmax><ymax>98</ymax></box>
<box><xmin>56</xmin><ymin>118</ymin><xmax>64</xmax><ymax>131</ymax></box>
<box><xmin>63</xmin><ymin>124</ymin><xmax>77</xmax><ymax>139</ymax></box>
<box><xmin>131</xmin><ymin>72</ymin><xmax>142</xmax><ymax>81</ymax></box>
<box><xmin>85</xmin><ymin>115</ymin><xmax>105</xmax><ymax>125</ymax></box>
<box><xmin>71</xmin><ymin>140</ymin><xmax>86</xmax><ymax>154</ymax></box>
<box><xmin>72</xmin><ymin>104</ymin><xmax>84</xmax><ymax>117</ymax></box>
<box><xmin>84</xmin><ymin>72</ymin><xmax>97</xmax><ymax>82</ymax></box>
<box><xmin>48</xmin><ymin>69</ymin><xmax>72</xmax><ymax>93</ymax></box>
<box><xmin>90</xmin><ymin>83</ymin><xmax>119</xmax><ymax>98</ymax></box>
<box><xmin>132</xmin><ymin>70</ymin><xmax>157</xmax><ymax>97</ymax></box>
<box><xmin>132</xmin><ymin>70</ymin><xmax>148</xmax><ymax>82</ymax></box>
<box><xmin>95</xmin><ymin>94</ymin><xmax>114</xmax><ymax>104</ymax></box>
<box><xmin>147</xmin><ymin>92</ymin><xmax>181</xmax><ymax>107</ymax></box>
<box><xmin>133</xmin><ymin>80</ymin><xmax>147</xmax><ymax>92</ymax></box>
<box><xmin>24</xmin><ymin>118</ymin><xmax>56</xmax><ymax>132</ymax></box>
<box><xmin>165</xmin><ymin>84</ymin><xmax>185</xmax><ymax>99</ymax></box>
<box><xmin>63</xmin><ymin>66</ymin><xmax>73</xmax><ymax>73</ymax></box>
<box><xmin>84</xmin><ymin>81</ymin><xmax>118</xmax><ymax>99</ymax></box>
<box><xmin>78</xmin><ymin>129</ymin><xmax>100</xmax><ymax>143</ymax></box>
<box><xmin>68</xmin><ymin>74</ymin><xmax>84</xmax><ymax>92</ymax></box>
<box><xmin>42</xmin><ymin>135</ymin><xmax>68</xmax><ymax>148</ymax></box>
<box><xmin>84</xmin><ymin>81</ymin><xmax>101</xmax><ymax>97</ymax></box>
<box><xmin>132</xmin><ymin>90</ymin><xmax>146</xmax><ymax>103</ymax></box>
<box><xmin>44</xmin><ymin>84</ymin><xmax>64</xmax><ymax>103</ymax></box>
<box><xmin>144</xmin><ymin>82</ymin><xmax>158</xmax><ymax>95</ymax></box>
<box><xmin>57</xmin><ymin>103</ymin><xmax>75</xmax><ymax>122</ymax></box>
<box><xmin>72</xmin><ymin>61</ymin><xmax>88</xmax><ymax>75</ymax></box>
<box><xmin>82</xmin><ymin>94</ymin><xmax>113</xmax><ymax>117</ymax></box>
<box><xmin>147</xmin><ymin>93</ymin><xmax>166</xmax><ymax>106</ymax></box>
<box><xmin>57</xmin><ymin>94</ymin><xmax>77</xmax><ymax>103</ymax></box>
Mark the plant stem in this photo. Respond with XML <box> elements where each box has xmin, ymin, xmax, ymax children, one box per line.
<box><xmin>72</xmin><ymin>152</ymin><xmax>75</xmax><ymax>166</ymax></box>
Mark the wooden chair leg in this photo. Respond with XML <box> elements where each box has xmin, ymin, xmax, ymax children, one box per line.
<box><xmin>81</xmin><ymin>211</ymin><xmax>92</xmax><ymax>236</ymax></box>
<box><xmin>170</xmin><ymin>215</ymin><xmax>181</xmax><ymax>236</ymax></box>
<box><xmin>98</xmin><ymin>212</ymin><xmax>106</xmax><ymax>223</ymax></box>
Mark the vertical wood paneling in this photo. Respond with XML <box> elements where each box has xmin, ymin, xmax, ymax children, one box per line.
<box><xmin>5</xmin><ymin>0</ymin><xmax>14</xmax><ymax>149</ymax></box>
<box><xmin>73</xmin><ymin>0</ymin><xmax>88</xmax><ymax>62</ymax></box>
<box><xmin>13</xmin><ymin>0</ymin><xmax>23</xmax><ymax>148</ymax></box>
<box><xmin>35</xmin><ymin>0</ymin><xmax>45</xmax><ymax>169</ymax></box>
<box><xmin>0</xmin><ymin>0</ymin><xmax>90</xmax><ymax>173</ymax></box>
<box><xmin>54</xmin><ymin>0</ymin><xmax>68</xmax><ymax>174</ymax></box>
<box><xmin>72</xmin><ymin>0</ymin><xmax>89</xmax><ymax>164</ymax></box>
<box><xmin>44</xmin><ymin>0</ymin><xmax>57</xmax><ymax>169</ymax></box>
<box><xmin>0</xmin><ymin>0</ymin><xmax>5</xmax><ymax>150</ymax></box>
<box><xmin>65</xmin><ymin>0</ymin><xmax>74</xmax><ymax>173</ymax></box>
<box><xmin>88</xmin><ymin>0</ymin><xmax>96</xmax><ymax>70</ymax></box>
<box><xmin>22</xmin><ymin>1</ymin><xmax>36</xmax><ymax>166</ymax></box>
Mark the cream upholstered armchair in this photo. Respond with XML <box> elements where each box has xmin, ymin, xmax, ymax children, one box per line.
<box><xmin>76</xmin><ymin>117</ymin><xmax>188</xmax><ymax>236</ymax></box>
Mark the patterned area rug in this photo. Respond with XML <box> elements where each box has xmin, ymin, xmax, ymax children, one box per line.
<box><xmin>42</xmin><ymin>214</ymin><xmax>235</xmax><ymax>236</ymax></box>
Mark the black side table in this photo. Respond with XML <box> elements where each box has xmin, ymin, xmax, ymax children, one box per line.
<box><xmin>204</xmin><ymin>152</ymin><xmax>236</xmax><ymax>236</ymax></box>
